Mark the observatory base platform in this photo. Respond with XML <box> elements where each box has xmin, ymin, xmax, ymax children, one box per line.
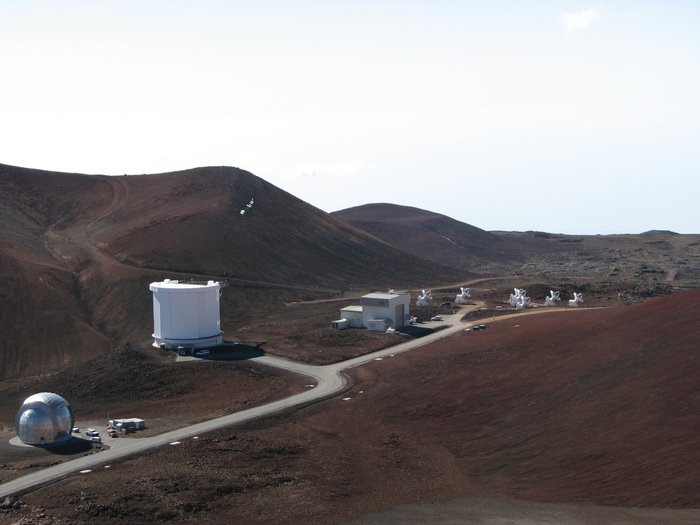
<box><xmin>152</xmin><ymin>331</ymin><xmax>224</xmax><ymax>351</ymax></box>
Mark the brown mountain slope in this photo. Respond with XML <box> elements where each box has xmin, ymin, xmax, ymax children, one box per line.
<box><xmin>0</xmin><ymin>164</ymin><xmax>460</xmax><ymax>380</ymax></box>
<box><xmin>348</xmin><ymin>287</ymin><xmax>700</xmax><ymax>509</ymax></box>
<box><xmin>0</xmin><ymin>169</ymin><xmax>114</xmax><ymax>379</ymax></box>
<box><xmin>332</xmin><ymin>203</ymin><xmax>700</xmax><ymax>291</ymax></box>
<box><xmin>85</xmin><ymin>169</ymin><xmax>455</xmax><ymax>286</ymax></box>
<box><xmin>5</xmin><ymin>290</ymin><xmax>700</xmax><ymax>523</ymax></box>
<box><xmin>332</xmin><ymin>203</ymin><xmax>547</xmax><ymax>272</ymax></box>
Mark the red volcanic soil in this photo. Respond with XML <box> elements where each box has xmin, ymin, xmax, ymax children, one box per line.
<box><xmin>0</xmin><ymin>343</ymin><xmax>307</xmax><ymax>485</ymax></box>
<box><xmin>358</xmin><ymin>288</ymin><xmax>700</xmax><ymax>509</ymax></box>
<box><xmin>0</xmin><ymin>164</ymin><xmax>460</xmax><ymax>381</ymax></box>
<box><xmin>0</xmin><ymin>344</ymin><xmax>304</xmax><ymax>427</ymax></box>
<box><xmin>2</xmin><ymin>290</ymin><xmax>699</xmax><ymax>523</ymax></box>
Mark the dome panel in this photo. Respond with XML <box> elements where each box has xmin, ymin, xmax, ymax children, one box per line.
<box><xmin>15</xmin><ymin>392</ymin><xmax>74</xmax><ymax>445</ymax></box>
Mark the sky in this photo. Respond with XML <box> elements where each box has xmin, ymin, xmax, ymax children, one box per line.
<box><xmin>1</xmin><ymin>1</ymin><xmax>698</xmax><ymax>234</ymax></box>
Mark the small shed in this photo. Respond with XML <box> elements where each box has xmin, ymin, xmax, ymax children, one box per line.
<box><xmin>108</xmin><ymin>418</ymin><xmax>146</xmax><ymax>433</ymax></box>
<box><xmin>339</xmin><ymin>305</ymin><xmax>364</xmax><ymax>328</ymax></box>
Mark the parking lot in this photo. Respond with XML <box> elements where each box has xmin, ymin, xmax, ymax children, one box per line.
<box><xmin>71</xmin><ymin>420</ymin><xmax>142</xmax><ymax>452</ymax></box>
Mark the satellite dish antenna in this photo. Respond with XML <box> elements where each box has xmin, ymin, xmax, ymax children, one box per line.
<box><xmin>416</xmin><ymin>289</ymin><xmax>432</xmax><ymax>308</ymax></box>
<box><xmin>455</xmin><ymin>287</ymin><xmax>471</xmax><ymax>304</ymax></box>
<box><xmin>509</xmin><ymin>288</ymin><xmax>526</xmax><ymax>308</ymax></box>
<box><xmin>568</xmin><ymin>292</ymin><xmax>584</xmax><ymax>307</ymax></box>
<box><xmin>544</xmin><ymin>290</ymin><xmax>561</xmax><ymax>307</ymax></box>
<box><xmin>509</xmin><ymin>288</ymin><xmax>530</xmax><ymax>310</ymax></box>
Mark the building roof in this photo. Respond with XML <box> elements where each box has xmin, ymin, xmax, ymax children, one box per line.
<box><xmin>362</xmin><ymin>292</ymin><xmax>403</xmax><ymax>300</ymax></box>
<box><xmin>340</xmin><ymin>305</ymin><xmax>364</xmax><ymax>313</ymax></box>
<box><xmin>150</xmin><ymin>279</ymin><xmax>220</xmax><ymax>291</ymax></box>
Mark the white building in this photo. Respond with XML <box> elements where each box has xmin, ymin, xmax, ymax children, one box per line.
<box><xmin>108</xmin><ymin>418</ymin><xmax>146</xmax><ymax>433</ymax></box>
<box><xmin>339</xmin><ymin>305</ymin><xmax>364</xmax><ymax>328</ymax></box>
<box><xmin>336</xmin><ymin>292</ymin><xmax>410</xmax><ymax>331</ymax></box>
<box><xmin>149</xmin><ymin>279</ymin><xmax>224</xmax><ymax>350</ymax></box>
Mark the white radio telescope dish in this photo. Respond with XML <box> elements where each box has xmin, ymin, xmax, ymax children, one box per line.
<box><xmin>568</xmin><ymin>292</ymin><xmax>584</xmax><ymax>307</ymax></box>
<box><xmin>455</xmin><ymin>287</ymin><xmax>471</xmax><ymax>304</ymax></box>
<box><xmin>417</xmin><ymin>289</ymin><xmax>432</xmax><ymax>307</ymax></box>
<box><xmin>544</xmin><ymin>290</ymin><xmax>561</xmax><ymax>307</ymax></box>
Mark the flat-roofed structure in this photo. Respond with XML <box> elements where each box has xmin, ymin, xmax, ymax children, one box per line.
<box><xmin>335</xmin><ymin>292</ymin><xmax>410</xmax><ymax>331</ymax></box>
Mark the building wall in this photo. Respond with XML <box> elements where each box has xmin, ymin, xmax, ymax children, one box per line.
<box><xmin>340</xmin><ymin>308</ymin><xmax>364</xmax><ymax>328</ymax></box>
<box><xmin>362</xmin><ymin>294</ymin><xmax>410</xmax><ymax>328</ymax></box>
<box><xmin>366</xmin><ymin>319</ymin><xmax>388</xmax><ymax>332</ymax></box>
<box><xmin>150</xmin><ymin>281</ymin><xmax>222</xmax><ymax>343</ymax></box>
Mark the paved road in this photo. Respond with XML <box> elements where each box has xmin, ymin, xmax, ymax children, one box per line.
<box><xmin>1</xmin><ymin>303</ymin><xmax>598</xmax><ymax>499</ymax></box>
<box><xmin>0</xmin><ymin>313</ymin><xmax>474</xmax><ymax>499</ymax></box>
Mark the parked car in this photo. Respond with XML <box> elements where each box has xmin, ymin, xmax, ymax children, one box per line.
<box><xmin>85</xmin><ymin>428</ymin><xmax>100</xmax><ymax>437</ymax></box>
<box><xmin>194</xmin><ymin>349</ymin><xmax>210</xmax><ymax>356</ymax></box>
<box><xmin>89</xmin><ymin>436</ymin><xmax>102</xmax><ymax>443</ymax></box>
<box><xmin>71</xmin><ymin>427</ymin><xmax>80</xmax><ymax>433</ymax></box>
<box><xmin>430</xmin><ymin>315</ymin><xmax>443</xmax><ymax>321</ymax></box>
<box><xmin>107</xmin><ymin>428</ymin><xmax>119</xmax><ymax>438</ymax></box>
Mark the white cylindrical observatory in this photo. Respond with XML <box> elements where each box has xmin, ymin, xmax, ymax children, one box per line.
<box><xmin>149</xmin><ymin>279</ymin><xmax>224</xmax><ymax>349</ymax></box>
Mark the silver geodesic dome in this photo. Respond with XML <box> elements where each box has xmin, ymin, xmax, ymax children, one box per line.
<box><xmin>15</xmin><ymin>392</ymin><xmax>74</xmax><ymax>446</ymax></box>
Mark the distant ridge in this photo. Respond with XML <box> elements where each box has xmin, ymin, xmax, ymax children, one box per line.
<box><xmin>641</xmin><ymin>230</ymin><xmax>679</xmax><ymax>236</ymax></box>
<box><xmin>332</xmin><ymin>203</ymin><xmax>540</xmax><ymax>272</ymax></box>
<box><xmin>331</xmin><ymin>203</ymin><xmax>700</xmax><ymax>285</ymax></box>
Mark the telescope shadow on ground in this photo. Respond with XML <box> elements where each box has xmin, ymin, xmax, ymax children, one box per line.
<box><xmin>201</xmin><ymin>342</ymin><xmax>266</xmax><ymax>361</ymax></box>
<box><xmin>399</xmin><ymin>325</ymin><xmax>437</xmax><ymax>338</ymax></box>
<box><xmin>42</xmin><ymin>438</ymin><xmax>93</xmax><ymax>456</ymax></box>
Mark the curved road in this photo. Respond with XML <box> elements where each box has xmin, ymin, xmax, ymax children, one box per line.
<box><xmin>0</xmin><ymin>305</ymin><xmax>586</xmax><ymax>498</ymax></box>
<box><xmin>0</xmin><ymin>312</ymin><xmax>474</xmax><ymax>498</ymax></box>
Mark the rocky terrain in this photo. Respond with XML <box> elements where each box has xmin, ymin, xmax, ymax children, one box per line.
<box><xmin>1</xmin><ymin>163</ymin><xmax>699</xmax><ymax>523</ymax></box>
<box><xmin>1</xmin><ymin>290</ymin><xmax>699</xmax><ymax>524</ymax></box>
<box><xmin>0</xmin><ymin>164</ymin><xmax>459</xmax><ymax>381</ymax></box>
<box><xmin>333</xmin><ymin>203</ymin><xmax>700</xmax><ymax>300</ymax></box>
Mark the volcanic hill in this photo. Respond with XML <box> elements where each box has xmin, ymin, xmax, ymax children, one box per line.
<box><xmin>2</xmin><ymin>162</ymin><xmax>700</xmax><ymax>523</ymax></box>
<box><xmin>332</xmin><ymin>203</ymin><xmax>700</xmax><ymax>290</ymax></box>
<box><xmin>0</xmin><ymin>163</ymin><xmax>459</xmax><ymax>380</ymax></box>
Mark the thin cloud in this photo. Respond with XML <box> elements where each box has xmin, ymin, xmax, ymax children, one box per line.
<box><xmin>562</xmin><ymin>9</ymin><xmax>599</xmax><ymax>34</ymax></box>
<box><xmin>287</xmin><ymin>161</ymin><xmax>368</xmax><ymax>180</ymax></box>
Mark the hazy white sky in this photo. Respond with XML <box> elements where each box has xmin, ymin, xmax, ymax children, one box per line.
<box><xmin>1</xmin><ymin>1</ymin><xmax>698</xmax><ymax>234</ymax></box>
